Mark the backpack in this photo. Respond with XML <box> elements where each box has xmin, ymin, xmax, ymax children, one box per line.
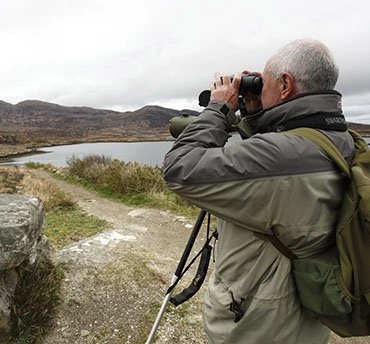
<box><xmin>259</xmin><ymin>128</ymin><xmax>370</xmax><ymax>337</ymax></box>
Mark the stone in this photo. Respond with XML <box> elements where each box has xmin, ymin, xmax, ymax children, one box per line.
<box><xmin>0</xmin><ymin>269</ymin><xmax>19</xmax><ymax>334</ymax></box>
<box><xmin>55</xmin><ymin>230</ymin><xmax>137</xmax><ymax>267</ymax></box>
<box><xmin>0</xmin><ymin>194</ymin><xmax>45</xmax><ymax>270</ymax></box>
<box><xmin>0</xmin><ymin>194</ymin><xmax>50</xmax><ymax>336</ymax></box>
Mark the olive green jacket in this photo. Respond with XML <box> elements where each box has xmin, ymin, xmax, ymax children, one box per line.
<box><xmin>163</xmin><ymin>92</ymin><xmax>355</xmax><ymax>344</ymax></box>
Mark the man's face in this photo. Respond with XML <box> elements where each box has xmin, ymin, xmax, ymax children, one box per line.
<box><xmin>260</xmin><ymin>70</ymin><xmax>282</xmax><ymax>109</ymax></box>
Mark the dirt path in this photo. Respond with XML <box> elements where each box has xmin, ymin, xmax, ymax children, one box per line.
<box><xmin>32</xmin><ymin>170</ymin><xmax>370</xmax><ymax>344</ymax></box>
<box><xmin>32</xmin><ymin>170</ymin><xmax>209</xmax><ymax>344</ymax></box>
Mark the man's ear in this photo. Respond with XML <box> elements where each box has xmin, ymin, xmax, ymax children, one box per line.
<box><xmin>279</xmin><ymin>72</ymin><xmax>296</xmax><ymax>100</ymax></box>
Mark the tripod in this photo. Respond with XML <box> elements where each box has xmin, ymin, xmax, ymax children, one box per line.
<box><xmin>145</xmin><ymin>209</ymin><xmax>216</xmax><ymax>343</ymax></box>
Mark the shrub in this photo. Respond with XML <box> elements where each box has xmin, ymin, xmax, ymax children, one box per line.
<box><xmin>66</xmin><ymin>154</ymin><xmax>112</xmax><ymax>181</ymax></box>
<box><xmin>0</xmin><ymin>167</ymin><xmax>24</xmax><ymax>193</ymax></box>
<box><xmin>21</xmin><ymin>174</ymin><xmax>74</xmax><ymax>211</ymax></box>
<box><xmin>65</xmin><ymin>154</ymin><xmax>196</xmax><ymax>215</ymax></box>
<box><xmin>67</xmin><ymin>155</ymin><xmax>166</xmax><ymax>195</ymax></box>
<box><xmin>102</xmin><ymin>160</ymin><xmax>166</xmax><ymax>194</ymax></box>
<box><xmin>24</xmin><ymin>162</ymin><xmax>55</xmax><ymax>172</ymax></box>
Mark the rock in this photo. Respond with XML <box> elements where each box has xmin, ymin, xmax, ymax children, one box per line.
<box><xmin>0</xmin><ymin>269</ymin><xmax>19</xmax><ymax>334</ymax></box>
<box><xmin>55</xmin><ymin>230</ymin><xmax>137</xmax><ymax>267</ymax></box>
<box><xmin>80</xmin><ymin>329</ymin><xmax>90</xmax><ymax>337</ymax></box>
<box><xmin>0</xmin><ymin>194</ymin><xmax>51</xmax><ymax>337</ymax></box>
<box><xmin>128</xmin><ymin>208</ymin><xmax>151</xmax><ymax>218</ymax></box>
<box><xmin>0</xmin><ymin>194</ymin><xmax>45</xmax><ymax>270</ymax></box>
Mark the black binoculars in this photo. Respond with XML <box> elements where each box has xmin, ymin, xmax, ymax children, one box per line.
<box><xmin>198</xmin><ymin>74</ymin><xmax>263</xmax><ymax>107</ymax></box>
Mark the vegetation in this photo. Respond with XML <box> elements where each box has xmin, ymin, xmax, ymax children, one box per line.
<box><xmin>20</xmin><ymin>172</ymin><xmax>74</xmax><ymax>211</ymax></box>
<box><xmin>1</xmin><ymin>154</ymin><xmax>197</xmax><ymax>254</ymax></box>
<box><xmin>0</xmin><ymin>156</ymin><xmax>197</xmax><ymax>343</ymax></box>
<box><xmin>0</xmin><ymin>166</ymin><xmax>109</xmax><ymax>343</ymax></box>
<box><xmin>63</xmin><ymin>154</ymin><xmax>196</xmax><ymax>217</ymax></box>
<box><xmin>9</xmin><ymin>255</ymin><xmax>64</xmax><ymax>344</ymax></box>
<box><xmin>0</xmin><ymin>166</ymin><xmax>23</xmax><ymax>193</ymax></box>
<box><xmin>45</xmin><ymin>208</ymin><xmax>108</xmax><ymax>249</ymax></box>
<box><xmin>15</xmin><ymin>168</ymin><xmax>109</xmax><ymax>249</ymax></box>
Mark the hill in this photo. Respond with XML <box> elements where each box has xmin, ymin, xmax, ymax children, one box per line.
<box><xmin>346</xmin><ymin>122</ymin><xmax>370</xmax><ymax>136</ymax></box>
<box><xmin>0</xmin><ymin>99</ymin><xmax>369</xmax><ymax>156</ymax></box>
<box><xmin>0</xmin><ymin>100</ymin><xmax>199</xmax><ymax>155</ymax></box>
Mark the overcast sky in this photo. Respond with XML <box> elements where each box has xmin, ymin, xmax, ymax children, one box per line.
<box><xmin>0</xmin><ymin>0</ymin><xmax>369</xmax><ymax>123</ymax></box>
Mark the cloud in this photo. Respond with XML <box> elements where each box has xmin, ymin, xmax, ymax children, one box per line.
<box><xmin>0</xmin><ymin>0</ymin><xmax>369</xmax><ymax>123</ymax></box>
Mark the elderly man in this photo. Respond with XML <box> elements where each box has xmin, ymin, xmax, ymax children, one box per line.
<box><xmin>163</xmin><ymin>39</ymin><xmax>354</xmax><ymax>344</ymax></box>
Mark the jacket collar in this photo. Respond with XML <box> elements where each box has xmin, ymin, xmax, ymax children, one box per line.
<box><xmin>253</xmin><ymin>90</ymin><xmax>343</xmax><ymax>133</ymax></box>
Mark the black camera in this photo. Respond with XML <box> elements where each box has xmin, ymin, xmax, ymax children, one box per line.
<box><xmin>198</xmin><ymin>74</ymin><xmax>263</xmax><ymax>107</ymax></box>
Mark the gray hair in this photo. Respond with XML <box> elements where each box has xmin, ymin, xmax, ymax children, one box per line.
<box><xmin>265</xmin><ymin>38</ymin><xmax>339</xmax><ymax>93</ymax></box>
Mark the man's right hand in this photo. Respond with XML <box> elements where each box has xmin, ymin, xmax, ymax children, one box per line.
<box><xmin>210</xmin><ymin>72</ymin><xmax>241</xmax><ymax>111</ymax></box>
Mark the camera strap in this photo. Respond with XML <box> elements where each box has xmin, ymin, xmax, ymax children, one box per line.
<box><xmin>169</xmin><ymin>213</ymin><xmax>218</xmax><ymax>306</ymax></box>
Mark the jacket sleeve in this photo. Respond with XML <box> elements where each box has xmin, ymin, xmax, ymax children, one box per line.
<box><xmin>163</xmin><ymin>100</ymin><xmax>281</xmax><ymax>234</ymax></box>
<box><xmin>163</xmin><ymin>97</ymin><xmax>345</xmax><ymax>238</ymax></box>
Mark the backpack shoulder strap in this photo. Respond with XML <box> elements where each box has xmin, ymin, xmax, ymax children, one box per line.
<box><xmin>285</xmin><ymin>127</ymin><xmax>351</xmax><ymax>178</ymax></box>
<box><xmin>347</xmin><ymin>129</ymin><xmax>370</xmax><ymax>165</ymax></box>
<box><xmin>254</xmin><ymin>232</ymin><xmax>298</xmax><ymax>259</ymax></box>
<box><xmin>257</xmin><ymin>127</ymin><xmax>353</xmax><ymax>259</ymax></box>
<box><xmin>348</xmin><ymin>129</ymin><xmax>369</xmax><ymax>151</ymax></box>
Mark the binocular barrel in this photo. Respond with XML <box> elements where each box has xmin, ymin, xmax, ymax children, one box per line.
<box><xmin>198</xmin><ymin>74</ymin><xmax>263</xmax><ymax>107</ymax></box>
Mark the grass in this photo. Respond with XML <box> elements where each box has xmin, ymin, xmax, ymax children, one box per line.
<box><xmin>0</xmin><ymin>166</ymin><xmax>24</xmax><ymax>193</ymax></box>
<box><xmin>9</xmin><ymin>256</ymin><xmax>64</xmax><ymax>344</ymax></box>
<box><xmin>45</xmin><ymin>207</ymin><xmax>109</xmax><ymax>249</ymax></box>
<box><xmin>53</xmin><ymin>155</ymin><xmax>198</xmax><ymax>217</ymax></box>
<box><xmin>20</xmin><ymin>173</ymin><xmax>74</xmax><ymax>211</ymax></box>
<box><xmin>23</xmin><ymin>162</ymin><xmax>55</xmax><ymax>171</ymax></box>
<box><xmin>17</xmin><ymin>166</ymin><xmax>110</xmax><ymax>249</ymax></box>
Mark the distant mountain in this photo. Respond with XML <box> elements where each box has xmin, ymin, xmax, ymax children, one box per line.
<box><xmin>0</xmin><ymin>100</ymin><xmax>199</xmax><ymax>150</ymax></box>
<box><xmin>346</xmin><ymin>122</ymin><xmax>370</xmax><ymax>136</ymax></box>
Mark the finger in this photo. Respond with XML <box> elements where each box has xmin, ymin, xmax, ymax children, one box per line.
<box><xmin>231</xmin><ymin>72</ymin><xmax>241</xmax><ymax>89</ymax></box>
<box><xmin>223</xmin><ymin>74</ymin><xmax>231</xmax><ymax>85</ymax></box>
<box><xmin>232</xmin><ymin>72</ymin><xmax>241</xmax><ymax>83</ymax></box>
<box><xmin>214</xmin><ymin>72</ymin><xmax>222</xmax><ymax>87</ymax></box>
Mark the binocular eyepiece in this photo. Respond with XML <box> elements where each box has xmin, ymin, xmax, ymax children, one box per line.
<box><xmin>198</xmin><ymin>74</ymin><xmax>263</xmax><ymax>107</ymax></box>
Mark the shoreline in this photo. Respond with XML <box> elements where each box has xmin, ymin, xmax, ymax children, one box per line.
<box><xmin>0</xmin><ymin>135</ymin><xmax>174</xmax><ymax>160</ymax></box>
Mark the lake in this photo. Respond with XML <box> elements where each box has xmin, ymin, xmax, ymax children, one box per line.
<box><xmin>0</xmin><ymin>141</ymin><xmax>177</xmax><ymax>167</ymax></box>
<box><xmin>1</xmin><ymin>135</ymin><xmax>368</xmax><ymax>168</ymax></box>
